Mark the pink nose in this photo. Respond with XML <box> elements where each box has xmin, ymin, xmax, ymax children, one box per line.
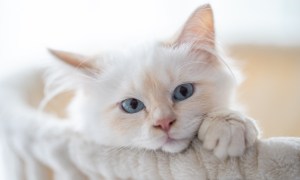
<box><xmin>153</xmin><ymin>118</ymin><xmax>176</xmax><ymax>132</ymax></box>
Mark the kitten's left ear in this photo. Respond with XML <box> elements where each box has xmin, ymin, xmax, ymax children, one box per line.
<box><xmin>48</xmin><ymin>49</ymin><xmax>97</xmax><ymax>71</ymax></box>
<box><xmin>176</xmin><ymin>4</ymin><xmax>215</xmax><ymax>48</ymax></box>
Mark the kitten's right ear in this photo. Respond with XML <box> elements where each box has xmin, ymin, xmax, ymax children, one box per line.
<box><xmin>174</xmin><ymin>4</ymin><xmax>215</xmax><ymax>49</ymax></box>
<box><xmin>48</xmin><ymin>49</ymin><xmax>97</xmax><ymax>71</ymax></box>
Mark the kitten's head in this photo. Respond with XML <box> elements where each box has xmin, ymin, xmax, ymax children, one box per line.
<box><xmin>48</xmin><ymin>4</ymin><xmax>236</xmax><ymax>153</ymax></box>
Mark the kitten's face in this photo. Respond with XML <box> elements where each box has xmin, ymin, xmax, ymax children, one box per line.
<box><xmin>72</xmin><ymin>44</ymin><xmax>233</xmax><ymax>153</ymax></box>
<box><xmin>53</xmin><ymin>5</ymin><xmax>235</xmax><ymax>153</ymax></box>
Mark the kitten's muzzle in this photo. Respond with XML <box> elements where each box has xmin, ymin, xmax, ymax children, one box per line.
<box><xmin>153</xmin><ymin>117</ymin><xmax>176</xmax><ymax>132</ymax></box>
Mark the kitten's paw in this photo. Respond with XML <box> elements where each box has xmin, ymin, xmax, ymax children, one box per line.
<box><xmin>198</xmin><ymin>110</ymin><xmax>259</xmax><ymax>160</ymax></box>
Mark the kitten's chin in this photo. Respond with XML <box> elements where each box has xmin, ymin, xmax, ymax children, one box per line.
<box><xmin>161</xmin><ymin>138</ymin><xmax>191</xmax><ymax>153</ymax></box>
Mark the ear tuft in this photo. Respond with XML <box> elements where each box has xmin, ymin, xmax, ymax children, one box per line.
<box><xmin>48</xmin><ymin>49</ymin><xmax>95</xmax><ymax>69</ymax></box>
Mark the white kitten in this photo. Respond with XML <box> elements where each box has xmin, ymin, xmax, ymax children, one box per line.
<box><xmin>0</xmin><ymin>4</ymin><xmax>258</xmax><ymax>180</ymax></box>
<box><xmin>44</xmin><ymin>5</ymin><xmax>258</xmax><ymax>157</ymax></box>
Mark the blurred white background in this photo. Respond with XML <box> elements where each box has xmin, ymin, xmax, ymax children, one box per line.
<box><xmin>0</xmin><ymin>0</ymin><xmax>300</xmax><ymax>179</ymax></box>
<box><xmin>0</xmin><ymin>0</ymin><xmax>299</xmax><ymax>76</ymax></box>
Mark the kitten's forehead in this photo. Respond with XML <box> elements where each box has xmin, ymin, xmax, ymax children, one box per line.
<box><xmin>125</xmin><ymin>44</ymin><xmax>190</xmax><ymax>88</ymax></box>
<box><xmin>103</xmin><ymin>44</ymin><xmax>186</xmax><ymax>77</ymax></box>
<box><xmin>96</xmin><ymin>43</ymin><xmax>215</xmax><ymax>100</ymax></box>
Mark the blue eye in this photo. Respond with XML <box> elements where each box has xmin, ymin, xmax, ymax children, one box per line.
<box><xmin>173</xmin><ymin>83</ymin><xmax>194</xmax><ymax>101</ymax></box>
<box><xmin>121</xmin><ymin>98</ymin><xmax>145</xmax><ymax>113</ymax></box>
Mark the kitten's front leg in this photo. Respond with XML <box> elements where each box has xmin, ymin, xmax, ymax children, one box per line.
<box><xmin>198</xmin><ymin>110</ymin><xmax>259</xmax><ymax>160</ymax></box>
